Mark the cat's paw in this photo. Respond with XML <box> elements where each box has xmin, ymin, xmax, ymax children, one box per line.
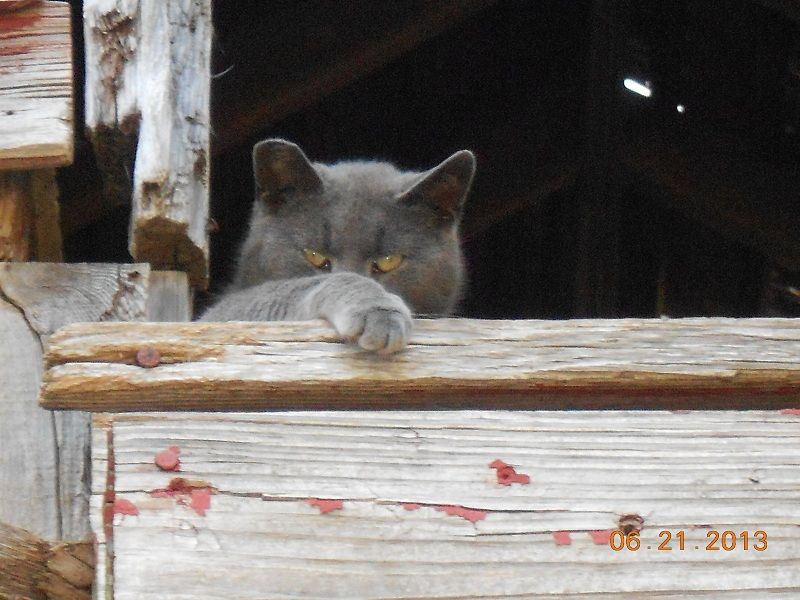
<box><xmin>333</xmin><ymin>294</ymin><xmax>413</xmax><ymax>354</ymax></box>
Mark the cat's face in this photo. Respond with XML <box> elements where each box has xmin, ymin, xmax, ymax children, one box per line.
<box><xmin>234</xmin><ymin>139</ymin><xmax>476</xmax><ymax>315</ymax></box>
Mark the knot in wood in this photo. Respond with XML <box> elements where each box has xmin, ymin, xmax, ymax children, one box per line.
<box><xmin>135</xmin><ymin>346</ymin><xmax>161</xmax><ymax>368</ymax></box>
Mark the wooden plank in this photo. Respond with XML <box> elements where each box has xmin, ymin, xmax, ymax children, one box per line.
<box><xmin>0</xmin><ymin>263</ymin><xmax>149</xmax><ymax>540</ymax></box>
<box><xmin>146</xmin><ymin>271</ymin><xmax>192</xmax><ymax>321</ymax></box>
<box><xmin>41</xmin><ymin>317</ymin><xmax>800</xmax><ymax>412</ymax></box>
<box><xmin>130</xmin><ymin>0</ymin><xmax>211</xmax><ymax>289</ymax></box>
<box><xmin>0</xmin><ymin>520</ymin><xmax>93</xmax><ymax>600</ymax></box>
<box><xmin>0</xmin><ymin>1</ymin><xmax>73</xmax><ymax>170</ymax></box>
<box><xmin>93</xmin><ymin>410</ymin><xmax>800</xmax><ymax>598</ymax></box>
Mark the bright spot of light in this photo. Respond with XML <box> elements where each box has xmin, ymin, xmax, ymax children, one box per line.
<box><xmin>676</xmin><ymin>104</ymin><xmax>686</xmax><ymax>113</ymax></box>
<box><xmin>623</xmin><ymin>78</ymin><xmax>652</xmax><ymax>98</ymax></box>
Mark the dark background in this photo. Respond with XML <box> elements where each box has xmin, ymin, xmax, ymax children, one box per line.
<box><xmin>63</xmin><ymin>0</ymin><xmax>800</xmax><ymax>318</ymax></box>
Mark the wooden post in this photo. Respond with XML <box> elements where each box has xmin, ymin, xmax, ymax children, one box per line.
<box><xmin>0</xmin><ymin>170</ymin><xmax>63</xmax><ymax>262</ymax></box>
<box><xmin>573</xmin><ymin>0</ymin><xmax>625</xmax><ymax>317</ymax></box>
<box><xmin>130</xmin><ymin>0</ymin><xmax>211</xmax><ymax>289</ymax></box>
<box><xmin>0</xmin><ymin>263</ymin><xmax>150</xmax><ymax>540</ymax></box>
<box><xmin>84</xmin><ymin>0</ymin><xmax>211</xmax><ymax>288</ymax></box>
<box><xmin>83</xmin><ymin>0</ymin><xmax>140</xmax><ymax>211</ymax></box>
<box><xmin>146</xmin><ymin>271</ymin><xmax>193</xmax><ymax>321</ymax></box>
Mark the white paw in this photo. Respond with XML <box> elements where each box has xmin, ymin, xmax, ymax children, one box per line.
<box><xmin>333</xmin><ymin>294</ymin><xmax>413</xmax><ymax>354</ymax></box>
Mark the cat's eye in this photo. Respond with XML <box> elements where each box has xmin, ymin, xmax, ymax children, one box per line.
<box><xmin>303</xmin><ymin>248</ymin><xmax>331</xmax><ymax>271</ymax></box>
<box><xmin>372</xmin><ymin>254</ymin><xmax>404</xmax><ymax>274</ymax></box>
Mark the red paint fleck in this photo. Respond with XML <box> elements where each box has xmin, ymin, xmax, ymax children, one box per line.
<box><xmin>434</xmin><ymin>505</ymin><xmax>487</xmax><ymax>523</ymax></box>
<box><xmin>780</xmin><ymin>409</ymin><xmax>800</xmax><ymax>415</ymax></box>
<box><xmin>113</xmin><ymin>498</ymin><xmax>139</xmax><ymax>516</ymax></box>
<box><xmin>155</xmin><ymin>446</ymin><xmax>181</xmax><ymax>471</ymax></box>
<box><xmin>308</xmin><ymin>498</ymin><xmax>344</xmax><ymax>514</ymax></box>
<box><xmin>402</xmin><ymin>503</ymin><xmax>422</xmax><ymax>511</ymax></box>
<box><xmin>149</xmin><ymin>478</ymin><xmax>214</xmax><ymax>516</ymax></box>
<box><xmin>190</xmin><ymin>488</ymin><xmax>212</xmax><ymax>516</ymax></box>
<box><xmin>589</xmin><ymin>529</ymin><xmax>613</xmax><ymax>545</ymax></box>
<box><xmin>489</xmin><ymin>459</ymin><xmax>531</xmax><ymax>486</ymax></box>
<box><xmin>553</xmin><ymin>531</ymin><xmax>572</xmax><ymax>545</ymax></box>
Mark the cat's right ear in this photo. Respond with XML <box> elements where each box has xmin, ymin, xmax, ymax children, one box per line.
<box><xmin>253</xmin><ymin>139</ymin><xmax>322</xmax><ymax>210</ymax></box>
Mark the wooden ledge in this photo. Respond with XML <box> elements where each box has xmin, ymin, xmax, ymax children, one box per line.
<box><xmin>39</xmin><ymin>318</ymin><xmax>800</xmax><ymax>411</ymax></box>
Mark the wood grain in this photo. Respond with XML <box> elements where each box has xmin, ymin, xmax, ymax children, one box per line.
<box><xmin>146</xmin><ymin>270</ymin><xmax>192</xmax><ymax>322</ymax></box>
<box><xmin>93</xmin><ymin>410</ymin><xmax>800</xmax><ymax>598</ymax></box>
<box><xmin>130</xmin><ymin>0</ymin><xmax>211</xmax><ymax>288</ymax></box>
<box><xmin>0</xmin><ymin>521</ymin><xmax>92</xmax><ymax>600</ymax></box>
<box><xmin>0</xmin><ymin>169</ymin><xmax>62</xmax><ymax>261</ymax></box>
<box><xmin>41</xmin><ymin>317</ymin><xmax>800</xmax><ymax>411</ymax></box>
<box><xmin>0</xmin><ymin>263</ymin><xmax>149</xmax><ymax>540</ymax></box>
<box><xmin>0</xmin><ymin>1</ymin><xmax>73</xmax><ymax>170</ymax></box>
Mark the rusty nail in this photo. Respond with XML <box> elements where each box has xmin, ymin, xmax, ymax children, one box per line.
<box><xmin>136</xmin><ymin>346</ymin><xmax>161</xmax><ymax>368</ymax></box>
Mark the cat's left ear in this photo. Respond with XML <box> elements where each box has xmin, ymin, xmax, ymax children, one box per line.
<box><xmin>398</xmin><ymin>150</ymin><xmax>476</xmax><ymax>223</ymax></box>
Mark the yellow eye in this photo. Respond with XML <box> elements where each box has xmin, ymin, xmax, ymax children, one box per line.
<box><xmin>303</xmin><ymin>248</ymin><xmax>331</xmax><ymax>270</ymax></box>
<box><xmin>372</xmin><ymin>254</ymin><xmax>404</xmax><ymax>274</ymax></box>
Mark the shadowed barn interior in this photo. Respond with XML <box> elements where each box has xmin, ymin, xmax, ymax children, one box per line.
<box><xmin>60</xmin><ymin>0</ymin><xmax>800</xmax><ymax>319</ymax></box>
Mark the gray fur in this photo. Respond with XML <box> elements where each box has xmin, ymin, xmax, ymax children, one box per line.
<box><xmin>201</xmin><ymin>139</ymin><xmax>475</xmax><ymax>353</ymax></box>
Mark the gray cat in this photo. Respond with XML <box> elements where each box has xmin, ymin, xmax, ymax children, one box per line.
<box><xmin>201</xmin><ymin>139</ymin><xmax>476</xmax><ymax>353</ymax></box>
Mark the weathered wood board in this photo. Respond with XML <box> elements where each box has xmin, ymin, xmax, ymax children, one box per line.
<box><xmin>41</xmin><ymin>317</ymin><xmax>800</xmax><ymax>411</ymax></box>
<box><xmin>84</xmin><ymin>0</ymin><xmax>211</xmax><ymax>287</ymax></box>
<box><xmin>0</xmin><ymin>169</ymin><xmax>63</xmax><ymax>261</ymax></box>
<box><xmin>94</xmin><ymin>410</ymin><xmax>800</xmax><ymax>599</ymax></box>
<box><xmin>0</xmin><ymin>263</ymin><xmax>150</xmax><ymax>540</ymax></box>
<box><xmin>0</xmin><ymin>1</ymin><xmax>73</xmax><ymax>171</ymax></box>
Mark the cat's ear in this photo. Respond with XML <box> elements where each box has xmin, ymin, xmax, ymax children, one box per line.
<box><xmin>253</xmin><ymin>139</ymin><xmax>322</xmax><ymax>209</ymax></box>
<box><xmin>398</xmin><ymin>150</ymin><xmax>476</xmax><ymax>223</ymax></box>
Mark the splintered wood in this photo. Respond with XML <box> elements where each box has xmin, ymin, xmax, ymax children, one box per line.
<box><xmin>84</xmin><ymin>0</ymin><xmax>211</xmax><ymax>287</ymax></box>
<box><xmin>41</xmin><ymin>318</ymin><xmax>800</xmax><ymax>411</ymax></box>
<box><xmin>0</xmin><ymin>1</ymin><xmax>73</xmax><ymax>171</ymax></box>
<box><xmin>93</xmin><ymin>411</ymin><xmax>800</xmax><ymax>599</ymax></box>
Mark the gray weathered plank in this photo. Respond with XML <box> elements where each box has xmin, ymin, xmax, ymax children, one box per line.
<box><xmin>0</xmin><ymin>263</ymin><xmax>149</xmax><ymax>539</ymax></box>
<box><xmin>146</xmin><ymin>271</ymin><xmax>192</xmax><ymax>322</ymax></box>
<box><xmin>41</xmin><ymin>318</ymin><xmax>800</xmax><ymax>411</ymax></box>
<box><xmin>93</xmin><ymin>410</ymin><xmax>800</xmax><ymax>599</ymax></box>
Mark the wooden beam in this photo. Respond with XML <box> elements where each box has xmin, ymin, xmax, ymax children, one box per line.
<box><xmin>129</xmin><ymin>0</ymin><xmax>211</xmax><ymax>289</ymax></box>
<box><xmin>84</xmin><ymin>0</ymin><xmax>211</xmax><ymax>287</ymax></box>
<box><xmin>0</xmin><ymin>169</ymin><xmax>63</xmax><ymax>262</ymax></box>
<box><xmin>212</xmin><ymin>0</ymin><xmax>497</xmax><ymax>154</ymax></box>
<box><xmin>40</xmin><ymin>318</ymin><xmax>800</xmax><ymax>411</ymax></box>
<box><xmin>0</xmin><ymin>1</ymin><xmax>73</xmax><ymax>171</ymax></box>
<box><xmin>0</xmin><ymin>263</ymin><xmax>150</xmax><ymax>540</ymax></box>
<box><xmin>93</xmin><ymin>410</ymin><xmax>800</xmax><ymax>598</ymax></box>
